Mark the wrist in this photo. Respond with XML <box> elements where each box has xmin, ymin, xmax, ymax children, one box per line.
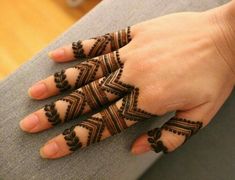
<box><xmin>205</xmin><ymin>1</ymin><xmax>235</xmax><ymax>83</ymax></box>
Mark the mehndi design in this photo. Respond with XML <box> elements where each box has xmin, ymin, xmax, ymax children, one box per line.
<box><xmin>54</xmin><ymin>51</ymin><xmax>122</xmax><ymax>92</ymax></box>
<box><xmin>72</xmin><ymin>26</ymin><xmax>132</xmax><ymax>59</ymax></box>
<box><xmin>61</xmin><ymin>68</ymin><xmax>159</xmax><ymax>152</ymax></box>
<box><xmin>147</xmin><ymin>117</ymin><xmax>203</xmax><ymax>154</ymax></box>
<box><xmin>54</xmin><ymin>70</ymin><xmax>71</xmax><ymax>92</ymax></box>
<box><xmin>47</xmin><ymin>68</ymin><xmax>131</xmax><ymax>126</ymax></box>
<box><xmin>63</xmin><ymin>125</ymin><xmax>82</xmax><ymax>151</ymax></box>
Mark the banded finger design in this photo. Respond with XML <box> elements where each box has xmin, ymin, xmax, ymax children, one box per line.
<box><xmin>63</xmin><ymin>88</ymin><xmax>158</xmax><ymax>152</ymax></box>
<box><xmin>72</xmin><ymin>26</ymin><xmax>132</xmax><ymax>59</ymax></box>
<box><xmin>147</xmin><ymin>117</ymin><xmax>203</xmax><ymax>153</ymax></box>
<box><xmin>45</xmin><ymin>68</ymin><xmax>135</xmax><ymax>127</ymax></box>
<box><xmin>54</xmin><ymin>51</ymin><xmax>123</xmax><ymax>92</ymax></box>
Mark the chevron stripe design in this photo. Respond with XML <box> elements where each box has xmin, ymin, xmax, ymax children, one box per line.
<box><xmin>76</xmin><ymin>117</ymin><xmax>105</xmax><ymax>145</ymax></box>
<box><xmin>99</xmin><ymin>51</ymin><xmax>123</xmax><ymax>76</ymax></box>
<box><xmin>74</xmin><ymin>59</ymin><xmax>100</xmax><ymax>88</ymax></box>
<box><xmin>100</xmin><ymin>104</ymin><xmax>128</xmax><ymax>135</ymax></box>
<box><xmin>119</xmin><ymin>88</ymin><xmax>156</xmax><ymax>121</ymax></box>
<box><xmin>61</xmin><ymin>90</ymin><xmax>86</xmax><ymax>122</ymax></box>
<box><xmin>101</xmin><ymin>68</ymin><xmax>133</xmax><ymax>96</ymax></box>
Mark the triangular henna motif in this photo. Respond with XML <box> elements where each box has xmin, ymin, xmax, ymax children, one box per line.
<box><xmin>76</xmin><ymin>117</ymin><xmax>105</xmax><ymax>146</ymax></box>
<box><xmin>61</xmin><ymin>90</ymin><xmax>86</xmax><ymax>122</ymax></box>
<box><xmin>119</xmin><ymin>88</ymin><xmax>156</xmax><ymax>121</ymax></box>
<box><xmin>74</xmin><ymin>59</ymin><xmax>100</xmax><ymax>88</ymax></box>
<box><xmin>101</xmin><ymin>68</ymin><xmax>133</xmax><ymax>96</ymax></box>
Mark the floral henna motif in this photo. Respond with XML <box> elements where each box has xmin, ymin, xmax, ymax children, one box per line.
<box><xmin>147</xmin><ymin>128</ymin><xmax>168</xmax><ymax>153</ymax></box>
<box><xmin>63</xmin><ymin>125</ymin><xmax>82</xmax><ymax>151</ymax></box>
<box><xmin>53</xmin><ymin>51</ymin><xmax>122</xmax><ymax>92</ymax></box>
<box><xmin>72</xmin><ymin>26</ymin><xmax>132</xmax><ymax>59</ymax></box>
<box><xmin>54</xmin><ymin>70</ymin><xmax>71</xmax><ymax>92</ymax></box>
<box><xmin>72</xmin><ymin>40</ymin><xmax>86</xmax><ymax>59</ymax></box>
<box><xmin>147</xmin><ymin>117</ymin><xmax>203</xmax><ymax>154</ymax></box>
<box><xmin>44</xmin><ymin>103</ymin><xmax>62</xmax><ymax>126</ymax></box>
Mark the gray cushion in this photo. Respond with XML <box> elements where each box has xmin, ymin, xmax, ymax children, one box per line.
<box><xmin>0</xmin><ymin>0</ymin><xmax>232</xmax><ymax>179</ymax></box>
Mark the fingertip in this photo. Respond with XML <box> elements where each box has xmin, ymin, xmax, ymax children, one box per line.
<box><xmin>48</xmin><ymin>45</ymin><xmax>74</xmax><ymax>62</ymax></box>
<box><xmin>131</xmin><ymin>134</ymin><xmax>151</xmax><ymax>155</ymax></box>
<box><xmin>27</xmin><ymin>82</ymin><xmax>48</xmax><ymax>99</ymax></box>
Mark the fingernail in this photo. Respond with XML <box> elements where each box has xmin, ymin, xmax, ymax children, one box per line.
<box><xmin>48</xmin><ymin>48</ymin><xmax>65</xmax><ymax>59</ymax></box>
<box><xmin>20</xmin><ymin>114</ymin><xmax>39</xmax><ymax>131</ymax></box>
<box><xmin>40</xmin><ymin>141</ymin><xmax>59</xmax><ymax>158</ymax></box>
<box><xmin>131</xmin><ymin>145</ymin><xmax>151</xmax><ymax>155</ymax></box>
<box><xmin>28</xmin><ymin>82</ymin><xmax>47</xmax><ymax>98</ymax></box>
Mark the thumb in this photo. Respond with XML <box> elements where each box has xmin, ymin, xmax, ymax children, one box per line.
<box><xmin>131</xmin><ymin>103</ymin><xmax>214</xmax><ymax>155</ymax></box>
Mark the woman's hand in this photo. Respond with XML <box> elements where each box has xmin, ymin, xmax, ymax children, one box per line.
<box><xmin>19</xmin><ymin>2</ymin><xmax>235</xmax><ymax>159</ymax></box>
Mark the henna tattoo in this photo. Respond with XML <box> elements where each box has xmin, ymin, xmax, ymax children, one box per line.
<box><xmin>72</xmin><ymin>26</ymin><xmax>132</xmax><ymax>59</ymax></box>
<box><xmin>72</xmin><ymin>40</ymin><xmax>86</xmax><ymax>59</ymax></box>
<box><xmin>101</xmin><ymin>68</ymin><xmax>133</xmax><ymax>96</ymax></box>
<box><xmin>162</xmin><ymin>117</ymin><xmax>203</xmax><ymax>141</ymax></box>
<box><xmin>53</xmin><ymin>51</ymin><xmax>122</xmax><ymax>92</ymax></box>
<box><xmin>99</xmin><ymin>51</ymin><xmax>123</xmax><ymax>76</ymax></box>
<box><xmin>119</xmin><ymin>88</ymin><xmax>155</xmax><ymax>121</ymax></box>
<box><xmin>100</xmin><ymin>104</ymin><xmax>128</xmax><ymax>135</ymax></box>
<box><xmin>63</xmin><ymin>125</ymin><xmax>82</xmax><ymax>151</ymax></box>
<box><xmin>61</xmin><ymin>67</ymin><xmax>162</xmax><ymax>152</ymax></box>
<box><xmin>61</xmin><ymin>90</ymin><xmax>86</xmax><ymax>122</ymax></box>
<box><xmin>54</xmin><ymin>70</ymin><xmax>71</xmax><ymax>92</ymax></box>
<box><xmin>147</xmin><ymin>128</ymin><xmax>168</xmax><ymax>153</ymax></box>
<box><xmin>74</xmin><ymin>59</ymin><xmax>100</xmax><ymax>88</ymax></box>
<box><xmin>147</xmin><ymin>117</ymin><xmax>203</xmax><ymax>154</ymax></box>
<box><xmin>76</xmin><ymin>117</ymin><xmax>105</xmax><ymax>145</ymax></box>
<box><xmin>44</xmin><ymin>103</ymin><xmax>62</xmax><ymax>126</ymax></box>
<box><xmin>88</xmin><ymin>35</ymin><xmax>111</xmax><ymax>58</ymax></box>
<box><xmin>81</xmin><ymin>80</ymin><xmax>109</xmax><ymax>110</ymax></box>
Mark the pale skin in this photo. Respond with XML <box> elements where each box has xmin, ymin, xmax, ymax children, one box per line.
<box><xmin>19</xmin><ymin>1</ymin><xmax>235</xmax><ymax>159</ymax></box>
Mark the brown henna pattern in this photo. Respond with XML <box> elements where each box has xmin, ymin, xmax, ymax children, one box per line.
<box><xmin>54</xmin><ymin>70</ymin><xmax>71</xmax><ymax>92</ymax></box>
<box><xmin>63</xmin><ymin>125</ymin><xmax>82</xmax><ymax>151</ymax></box>
<box><xmin>100</xmin><ymin>68</ymin><xmax>133</xmax><ymax>96</ymax></box>
<box><xmin>147</xmin><ymin>117</ymin><xmax>203</xmax><ymax>154</ymax></box>
<box><xmin>162</xmin><ymin>117</ymin><xmax>203</xmax><ymax>141</ymax></box>
<box><xmin>81</xmin><ymin>79</ymin><xmax>109</xmax><ymax>110</ymax></box>
<box><xmin>147</xmin><ymin>128</ymin><xmax>168</xmax><ymax>153</ymax></box>
<box><xmin>72</xmin><ymin>40</ymin><xmax>86</xmax><ymax>59</ymax></box>
<box><xmin>53</xmin><ymin>51</ymin><xmax>122</xmax><ymax>92</ymax></box>
<box><xmin>72</xmin><ymin>26</ymin><xmax>131</xmax><ymax>59</ymax></box>
<box><xmin>61</xmin><ymin>90</ymin><xmax>86</xmax><ymax>122</ymax></box>
<box><xmin>62</xmin><ymin>68</ymin><xmax>160</xmax><ymax>152</ymax></box>
<box><xmin>119</xmin><ymin>88</ymin><xmax>155</xmax><ymax>121</ymax></box>
<box><xmin>44</xmin><ymin>103</ymin><xmax>62</xmax><ymax>126</ymax></box>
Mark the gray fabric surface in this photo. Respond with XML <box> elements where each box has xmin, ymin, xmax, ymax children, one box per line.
<box><xmin>0</xmin><ymin>0</ymin><xmax>232</xmax><ymax>179</ymax></box>
<box><xmin>140</xmin><ymin>90</ymin><xmax>235</xmax><ymax>180</ymax></box>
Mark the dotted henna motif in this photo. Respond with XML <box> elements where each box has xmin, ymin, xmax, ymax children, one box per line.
<box><xmin>147</xmin><ymin>117</ymin><xmax>203</xmax><ymax>154</ymax></box>
<box><xmin>162</xmin><ymin>117</ymin><xmax>203</xmax><ymax>141</ymax></box>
